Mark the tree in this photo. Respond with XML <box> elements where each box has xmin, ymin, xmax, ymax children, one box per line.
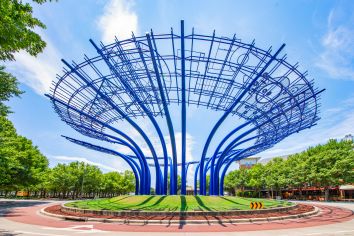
<box><xmin>0</xmin><ymin>116</ymin><xmax>48</xmax><ymax>193</ymax></box>
<box><xmin>0</xmin><ymin>1</ymin><xmax>56</xmax><ymax>194</ymax></box>
<box><xmin>224</xmin><ymin>139</ymin><xmax>354</xmax><ymax>201</ymax></box>
<box><xmin>0</xmin><ymin>0</ymin><xmax>57</xmax><ymax>116</ymax></box>
<box><xmin>247</xmin><ymin>163</ymin><xmax>265</xmax><ymax>197</ymax></box>
<box><xmin>224</xmin><ymin>168</ymin><xmax>248</xmax><ymax>196</ymax></box>
<box><xmin>101</xmin><ymin>172</ymin><xmax>122</xmax><ymax>197</ymax></box>
<box><xmin>305</xmin><ymin>139</ymin><xmax>354</xmax><ymax>201</ymax></box>
<box><xmin>81</xmin><ymin>163</ymin><xmax>102</xmax><ymax>197</ymax></box>
<box><xmin>286</xmin><ymin>153</ymin><xmax>309</xmax><ymax>197</ymax></box>
<box><xmin>0</xmin><ymin>0</ymin><xmax>56</xmax><ymax>61</ymax></box>
<box><xmin>119</xmin><ymin>170</ymin><xmax>135</xmax><ymax>194</ymax></box>
<box><xmin>45</xmin><ymin>161</ymin><xmax>135</xmax><ymax>199</ymax></box>
<box><xmin>264</xmin><ymin>158</ymin><xmax>288</xmax><ymax>198</ymax></box>
<box><xmin>0</xmin><ymin>66</ymin><xmax>23</xmax><ymax>116</ymax></box>
<box><xmin>48</xmin><ymin>163</ymin><xmax>74</xmax><ymax>198</ymax></box>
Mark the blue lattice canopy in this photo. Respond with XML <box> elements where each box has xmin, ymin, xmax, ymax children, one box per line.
<box><xmin>47</xmin><ymin>21</ymin><xmax>323</xmax><ymax>196</ymax></box>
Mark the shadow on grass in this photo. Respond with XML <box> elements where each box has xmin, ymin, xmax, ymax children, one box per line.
<box><xmin>194</xmin><ymin>196</ymin><xmax>212</xmax><ymax>211</ymax></box>
<box><xmin>136</xmin><ymin>196</ymin><xmax>155</xmax><ymax>207</ymax></box>
<box><xmin>138</xmin><ymin>196</ymin><xmax>167</xmax><ymax>211</ymax></box>
<box><xmin>109</xmin><ymin>195</ymin><xmax>131</xmax><ymax>203</ymax></box>
<box><xmin>151</xmin><ymin>196</ymin><xmax>166</xmax><ymax>207</ymax></box>
<box><xmin>220</xmin><ymin>196</ymin><xmax>247</xmax><ymax>207</ymax></box>
<box><xmin>95</xmin><ymin>196</ymin><xmax>133</xmax><ymax>210</ymax></box>
<box><xmin>180</xmin><ymin>196</ymin><xmax>187</xmax><ymax>211</ymax></box>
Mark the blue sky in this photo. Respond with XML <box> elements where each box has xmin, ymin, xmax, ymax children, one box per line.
<box><xmin>5</xmin><ymin>0</ymin><xmax>354</xmax><ymax>184</ymax></box>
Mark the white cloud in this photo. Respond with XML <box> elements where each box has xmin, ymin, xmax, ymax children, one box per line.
<box><xmin>97</xmin><ymin>0</ymin><xmax>138</xmax><ymax>44</ymax></box>
<box><xmin>53</xmin><ymin>155</ymin><xmax>119</xmax><ymax>172</ymax></box>
<box><xmin>316</xmin><ymin>8</ymin><xmax>354</xmax><ymax>80</ymax></box>
<box><xmin>6</xmin><ymin>34</ymin><xmax>62</xmax><ymax>95</ymax></box>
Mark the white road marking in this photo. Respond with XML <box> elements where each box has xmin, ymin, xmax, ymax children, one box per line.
<box><xmin>15</xmin><ymin>231</ymin><xmax>67</xmax><ymax>236</ymax></box>
<box><xmin>41</xmin><ymin>225</ymin><xmax>108</xmax><ymax>233</ymax></box>
<box><xmin>70</xmin><ymin>224</ymin><xmax>94</xmax><ymax>229</ymax></box>
<box><xmin>305</xmin><ymin>230</ymin><xmax>354</xmax><ymax>235</ymax></box>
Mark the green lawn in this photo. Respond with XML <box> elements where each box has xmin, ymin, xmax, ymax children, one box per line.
<box><xmin>66</xmin><ymin>195</ymin><xmax>292</xmax><ymax>212</ymax></box>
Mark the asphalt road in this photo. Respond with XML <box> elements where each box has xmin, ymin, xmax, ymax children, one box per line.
<box><xmin>0</xmin><ymin>199</ymin><xmax>353</xmax><ymax>236</ymax></box>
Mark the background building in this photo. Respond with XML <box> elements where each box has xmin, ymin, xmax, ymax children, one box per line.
<box><xmin>237</xmin><ymin>157</ymin><xmax>261</xmax><ymax>169</ymax></box>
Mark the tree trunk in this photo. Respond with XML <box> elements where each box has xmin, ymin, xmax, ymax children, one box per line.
<box><xmin>324</xmin><ymin>188</ymin><xmax>330</xmax><ymax>201</ymax></box>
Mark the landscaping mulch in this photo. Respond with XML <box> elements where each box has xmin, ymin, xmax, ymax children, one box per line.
<box><xmin>44</xmin><ymin>204</ymin><xmax>314</xmax><ymax>221</ymax></box>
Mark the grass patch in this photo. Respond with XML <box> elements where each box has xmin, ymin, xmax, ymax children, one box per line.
<box><xmin>66</xmin><ymin>195</ymin><xmax>292</xmax><ymax>212</ymax></box>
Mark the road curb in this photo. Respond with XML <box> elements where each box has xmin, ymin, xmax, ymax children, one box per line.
<box><xmin>60</xmin><ymin>202</ymin><xmax>298</xmax><ymax>217</ymax></box>
<box><xmin>40</xmin><ymin>205</ymin><xmax>320</xmax><ymax>225</ymax></box>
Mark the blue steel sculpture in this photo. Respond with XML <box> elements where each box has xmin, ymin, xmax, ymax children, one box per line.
<box><xmin>47</xmin><ymin>20</ymin><xmax>324</xmax><ymax>196</ymax></box>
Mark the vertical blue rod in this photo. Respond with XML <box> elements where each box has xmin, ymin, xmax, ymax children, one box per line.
<box><xmin>168</xmin><ymin>156</ymin><xmax>175</xmax><ymax>194</ymax></box>
<box><xmin>194</xmin><ymin>163</ymin><xmax>200</xmax><ymax>195</ymax></box>
<box><xmin>180</xmin><ymin>20</ymin><xmax>187</xmax><ymax>195</ymax></box>
<box><xmin>146</xmin><ymin>33</ymin><xmax>178</xmax><ymax>195</ymax></box>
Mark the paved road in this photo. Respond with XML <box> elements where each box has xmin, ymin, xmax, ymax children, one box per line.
<box><xmin>0</xmin><ymin>199</ymin><xmax>353</xmax><ymax>236</ymax></box>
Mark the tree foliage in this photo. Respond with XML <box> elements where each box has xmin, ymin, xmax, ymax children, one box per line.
<box><xmin>0</xmin><ymin>114</ymin><xmax>135</xmax><ymax>198</ymax></box>
<box><xmin>0</xmin><ymin>0</ymin><xmax>56</xmax><ymax>61</ymax></box>
<box><xmin>0</xmin><ymin>0</ymin><xmax>56</xmax><ymax>116</ymax></box>
<box><xmin>0</xmin><ymin>116</ymin><xmax>48</xmax><ymax>190</ymax></box>
<box><xmin>0</xmin><ymin>66</ymin><xmax>23</xmax><ymax>116</ymax></box>
<box><xmin>0</xmin><ymin>0</ymin><xmax>136</xmax><ymax>199</ymax></box>
<box><xmin>224</xmin><ymin>139</ymin><xmax>354</xmax><ymax>200</ymax></box>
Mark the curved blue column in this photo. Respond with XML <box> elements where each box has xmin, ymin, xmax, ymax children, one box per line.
<box><xmin>214</xmin><ymin>88</ymin><xmax>325</xmax><ymax>195</ymax></box>
<box><xmin>108</xmin><ymin>38</ymin><xmax>170</xmax><ymax>195</ymax></box>
<box><xmin>209</xmin><ymin>76</ymin><xmax>317</xmax><ymax>195</ymax></box>
<box><xmin>63</xmin><ymin>136</ymin><xmax>142</xmax><ymax>195</ymax></box>
<box><xmin>47</xmin><ymin>22</ymin><xmax>323</xmax><ymax>197</ymax></box>
<box><xmin>208</xmin><ymin>122</ymin><xmax>251</xmax><ymax>195</ymax></box>
<box><xmin>219</xmin><ymin>144</ymin><xmax>267</xmax><ymax>195</ymax></box>
<box><xmin>146</xmin><ymin>33</ymin><xmax>178</xmax><ymax>195</ymax></box>
<box><xmin>63</xmin><ymin>122</ymin><xmax>149</xmax><ymax>194</ymax></box>
<box><xmin>199</xmin><ymin>44</ymin><xmax>286</xmax><ymax>195</ymax></box>
<box><xmin>46</xmin><ymin>95</ymin><xmax>151</xmax><ymax>194</ymax></box>
<box><xmin>87</xmin><ymin>42</ymin><xmax>164</xmax><ymax>195</ymax></box>
<box><xmin>61</xmin><ymin>59</ymin><xmax>162</xmax><ymax>194</ymax></box>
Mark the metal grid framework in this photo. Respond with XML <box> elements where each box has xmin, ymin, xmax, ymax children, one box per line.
<box><xmin>47</xmin><ymin>20</ymin><xmax>323</xmax><ymax>196</ymax></box>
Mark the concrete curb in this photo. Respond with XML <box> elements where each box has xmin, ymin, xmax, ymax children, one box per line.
<box><xmin>60</xmin><ymin>202</ymin><xmax>298</xmax><ymax>217</ymax></box>
<box><xmin>40</xmin><ymin>206</ymin><xmax>319</xmax><ymax>225</ymax></box>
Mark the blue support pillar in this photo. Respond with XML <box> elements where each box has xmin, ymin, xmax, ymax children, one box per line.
<box><xmin>194</xmin><ymin>163</ymin><xmax>200</xmax><ymax>195</ymax></box>
<box><xmin>64</xmin><ymin>136</ymin><xmax>142</xmax><ymax>195</ymax></box>
<box><xmin>199</xmin><ymin>43</ymin><xmax>286</xmax><ymax>195</ymax></box>
<box><xmin>47</xmin><ymin>22</ymin><xmax>323</xmax><ymax>198</ymax></box>
<box><xmin>180</xmin><ymin>20</ymin><xmax>187</xmax><ymax>195</ymax></box>
<box><xmin>168</xmin><ymin>156</ymin><xmax>174</xmax><ymax>194</ymax></box>
<box><xmin>87</xmin><ymin>41</ymin><xmax>163</xmax><ymax>195</ymax></box>
<box><xmin>146</xmin><ymin>33</ymin><xmax>178</xmax><ymax>195</ymax></box>
<box><xmin>215</xmin><ymin>88</ymin><xmax>325</xmax><ymax>195</ymax></box>
<box><xmin>46</xmin><ymin>94</ymin><xmax>151</xmax><ymax>194</ymax></box>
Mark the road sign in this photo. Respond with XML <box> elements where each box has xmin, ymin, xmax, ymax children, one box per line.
<box><xmin>250</xmin><ymin>202</ymin><xmax>264</xmax><ymax>209</ymax></box>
